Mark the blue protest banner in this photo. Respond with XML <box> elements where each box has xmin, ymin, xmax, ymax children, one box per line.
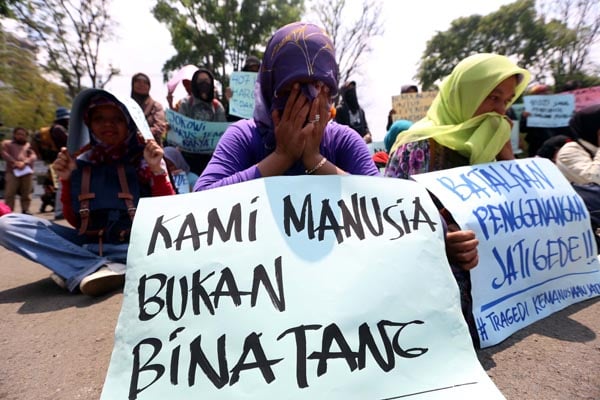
<box><xmin>165</xmin><ymin>109</ymin><xmax>230</xmax><ymax>154</ymax></box>
<box><xmin>413</xmin><ymin>158</ymin><xmax>600</xmax><ymax>348</ymax></box>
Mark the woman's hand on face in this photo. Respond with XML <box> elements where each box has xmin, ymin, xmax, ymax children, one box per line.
<box><xmin>144</xmin><ymin>140</ymin><xmax>166</xmax><ymax>174</ymax></box>
<box><xmin>272</xmin><ymin>83</ymin><xmax>311</xmax><ymax>163</ymax></box>
<box><xmin>52</xmin><ymin>147</ymin><xmax>77</xmax><ymax>181</ymax></box>
<box><xmin>302</xmin><ymin>84</ymin><xmax>330</xmax><ymax>168</ymax></box>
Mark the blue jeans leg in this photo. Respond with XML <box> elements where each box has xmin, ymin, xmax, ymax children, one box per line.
<box><xmin>0</xmin><ymin>213</ymin><xmax>128</xmax><ymax>292</ymax></box>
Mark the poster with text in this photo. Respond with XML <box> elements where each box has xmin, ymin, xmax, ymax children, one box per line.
<box><xmin>165</xmin><ymin>109</ymin><xmax>230</xmax><ymax>154</ymax></box>
<box><xmin>413</xmin><ymin>159</ymin><xmax>600</xmax><ymax>348</ymax></box>
<box><xmin>523</xmin><ymin>94</ymin><xmax>575</xmax><ymax>128</ymax></box>
<box><xmin>101</xmin><ymin>176</ymin><xmax>504</xmax><ymax>399</ymax></box>
<box><xmin>229</xmin><ymin>71</ymin><xmax>257</xmax><ymax>119</ymax></box>
<box><xmin>391</xmin><ymin>91</ymin><xmax>438</xmax><ymax>122</ymax></box>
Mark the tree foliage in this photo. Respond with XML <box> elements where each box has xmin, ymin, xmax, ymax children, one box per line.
<box><xmin>538</xmin><ymin>0</ymin><xmax>600</xmax><ymax>88</ymax></box>
<box><xmin>0</xmin><ymin>28</ymin><xmax>69</xmax><ymax>134</ymax></box>
<box><xmin>308</xmin><ymin>0</ymin><xmax>384</xmax><ymax>86</ymax></box>
<box><xmin>417</xmin><ymin>0</ymin><xmax>600</xmax><ymax>90</ymax></box>
<box><xmin>10</xmin><ymin>0</ymin><xmax>118</xmax><ymax>98</ymax></box>
<box><xmin>153</xmin><ymin>0</ymin><xmax>304</xmax><ymax>89</ymax></box>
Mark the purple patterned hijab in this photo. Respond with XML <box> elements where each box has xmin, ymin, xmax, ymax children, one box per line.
<box><xmin>253</xmin><ymin>22</ymin><xmax>338</xmax><ymax>149</ymax></box>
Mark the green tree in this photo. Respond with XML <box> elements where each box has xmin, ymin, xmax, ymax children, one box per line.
<box><xmin>538</xmin><ymin>0</ymin><xmax>600</xmax><ymax>88</ymax></box>
<box><xmin>0</xmin><ymin>28</ymin><xmax>69</xmax><ymax>133</ymax></box>
<box><xmin>153</xmin><ymin>0</ymin><xmax>304</xmax><ymax>89</ymax></box>
<box><xmin>417</xmin><ymin>0</ymin><xmax>549</xmax><ymax>89</ymax></box>
<box><xmin>416</xmin><ymin>0</ymin><xmax>599</xmax><ymax>90</ymax></box>
<box><xmin>9</xmin><ymin>0</ymin><xmax>118</xmax><ymax>98</ymax></box>
<box><xmin>308</xmin><ymin>0</ymin><xmax>384</xmax><ymax>86</ymax></box>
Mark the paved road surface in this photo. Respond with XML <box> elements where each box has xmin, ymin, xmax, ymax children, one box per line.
<box><xmin>0</xmin><ymin>198</ymin><xmax>599</xmax><ymax>399</ymax></box>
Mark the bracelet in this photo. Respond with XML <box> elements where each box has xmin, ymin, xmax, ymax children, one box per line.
<box><xmin>305</xmin><ymin>157</ymin><xmax>327</xmax><ymax>175</ymax></box>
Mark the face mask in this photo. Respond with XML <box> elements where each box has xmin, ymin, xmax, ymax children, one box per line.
<box><xmin>197</xmin><ymin>81</ymin><xmax>212</xmax><ymax>99</ymax></box>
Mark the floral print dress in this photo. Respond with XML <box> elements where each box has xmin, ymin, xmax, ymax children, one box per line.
<box><xmin>383</xmin><ymin>139</ymin><xmax>430</xmax><ymax>179</ymax></box>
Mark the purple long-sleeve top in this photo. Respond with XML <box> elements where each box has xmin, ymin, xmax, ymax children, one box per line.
<box><xmin>194</xmin><ymin>119</ymin><xmax>380</xmax><ymax>191</ymax></box>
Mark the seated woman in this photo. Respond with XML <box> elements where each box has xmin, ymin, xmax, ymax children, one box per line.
<box><xmin>0</xmin><ymin>89</ymin><xmax>175</xmax><ymax>296</ymax></box>
<box><xmin>553</xmin><ymin>104</ymin><xmax>600</xmax><ymax>185</ymax></box>
<box><xmin>385</xmin><ymin>53</ymin><xmax>530</xmax><ymax>179</ymax></box>
<box><xmin>385</xmin><ymin>53</ymin><xmax>531</xmax><ymax>348</ymax></box>
<box><xmin>194</xmin><ymin>22</ymin><xmax>380</xmax><ymax>191</ymax></box>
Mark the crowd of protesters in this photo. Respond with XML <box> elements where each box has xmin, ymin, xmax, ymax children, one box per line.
<box><xmin>0</xmin><ymin>21</ymin><xmax>598</xmax><ymax>358</ymax></box>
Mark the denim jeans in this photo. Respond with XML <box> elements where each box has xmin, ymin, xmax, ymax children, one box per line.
<box><xmin>0</xmin><ymin>213</ymin><xmax>128</xmax><ymax>292</ymax></box>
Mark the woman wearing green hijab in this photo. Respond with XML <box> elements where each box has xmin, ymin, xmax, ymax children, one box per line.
<box><xmin>384</xmin><ymin>53</ymin><xmax>530</xmax><ymax>348</ymax></box>
<box><xmin>384</xmin><ymin>53</ymin><xmax>530</xmax><ymax>179</ymax></box>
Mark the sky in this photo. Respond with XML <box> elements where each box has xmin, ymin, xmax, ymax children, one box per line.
<box><xmin>102</xmin><ymin>0</ymin><xmax>526</xmax><ymax>141</ymax></box>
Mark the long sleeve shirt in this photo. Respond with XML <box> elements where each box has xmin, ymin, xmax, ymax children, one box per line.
<box><xmin>556</xmin><ymin>140</ymin><xmax>600</xmax><ymax>185</ymax></box>
<box><xmin>195</xmin><ymin>119</ymin><xmax>380</xmax><ymax>191</ymax></box>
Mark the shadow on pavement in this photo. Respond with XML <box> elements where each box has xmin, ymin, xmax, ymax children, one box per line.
<box><xmin>0</xmin><ymin>277</ymin><xmax>122</xmax><ymax>314</ymax></box>
<box><xmin>477</xmin><ymin>296</ymin><xmax>599</xmax><ymax>370</ymax></box>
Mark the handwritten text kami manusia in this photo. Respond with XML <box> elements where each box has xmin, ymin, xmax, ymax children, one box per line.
<box><xmin>145</xmin><ymin>193</ymin><xmax>438</xmax><ymax>255</ymax></box>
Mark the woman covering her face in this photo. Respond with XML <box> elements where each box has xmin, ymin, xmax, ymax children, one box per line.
<box><xmin>195</xmin><ymin>22</ymin><xmax>379</xmax><ymax>191</ymax></box>
<box><xmin>385</xmin><ymin>53</ymin><xmax>531</xmax><ymax>179</ymax></box>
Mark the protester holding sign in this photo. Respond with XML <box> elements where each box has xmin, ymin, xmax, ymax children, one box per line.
<box><xmin>0</xmin><ymin>89</ymin><xmax>175</xmax><ymax>296</ymax></box>
<box><xmin>195</xmin><ymin>22</ymin><xmax>379</xmax><ymax>191</ymax></box>
<box><xmin>384</xmin><ymin>53</ymin><xmax>531</xmax><ymax>347</ymax></box>
<box><xmin>177</xmin><ymin>67</ymin><xmax>227</xmax><ymax>176</ymax></box>
<box><xmin>130</xmin><ymin>72</ymin><xmax>167</xmax><ymax>144</ymax></box>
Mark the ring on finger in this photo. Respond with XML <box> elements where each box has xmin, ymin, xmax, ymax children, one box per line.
<box><xmin>311</xmin><ymin>114</ymin><xmax>321</xmax><ymax>123</ymax></box>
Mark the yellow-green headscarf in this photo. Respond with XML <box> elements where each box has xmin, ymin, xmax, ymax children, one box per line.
<box><xmin>390</xmin><ymin>53</ymin><xmax>531</xmax><ymax>164</ymax></box>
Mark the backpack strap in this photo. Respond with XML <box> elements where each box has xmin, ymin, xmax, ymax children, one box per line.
<box><xmin>77</xmin><ymin>165</ymin><xmax>95</xmax><ymax>236</ymax></box>
<box><xmin>116</xmin><ymin>164</ymin><xmax>136</xmax><ymax>220</ymax></box>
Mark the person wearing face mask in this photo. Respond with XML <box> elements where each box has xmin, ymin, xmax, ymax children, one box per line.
<box><xmin>335</xmin><ymin>81</ymin><xmax>372</xmax><ymax>143</ymax></box>
<box><xmin>194</xmin><ymin>22</ymin><xmax>379</xmax><ymax>191</ymax></box>
<box><xmin>178</xmin><ymin>67</ymin><xmax>227</xmax><ymax>122</ymax></box>
<box><xmin>177</xmin><ymin>67</ymin><xmax>228</xmax><ymax>175</ymax></box>
<box><xmin>385</xmin><ymin>53</ymin><xmax>530</xmax><ymax>180</ymax></box>
<box><xmin>1</xmin><ymin>127</ymin><xmax>37</xmax><ymax>214</ymax></box>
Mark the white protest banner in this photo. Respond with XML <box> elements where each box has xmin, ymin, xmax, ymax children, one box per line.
<box><xmin>523</xmin><ymin>94</ymin><xmax>575</xmax><ymax>128</ymax></box>
<box><xmin>101</xmin><ymin>176</ymin><xmax>504</xmax><ymax>399</ymax></box>
<box><xmin>413</xmin><ymin>159</ymin><xmax>600</xmax><ymax>348</ymax></box>
<box><xmin>165</xmin><ymin>109</ymin><xmax>230</xmax><ymax>154</ymax></box>
<box><xmin>391</xmin><ymin>91</ymin><xmax>437</xmax><ymax>122</ymax></box>
<box><xmin>229</xmin><ymin>71</ymin><xmax>257</xmax><ymax>119</ymax></box>
<box><xmin>570</xmin><ymin>85</ymin><xmax>600</xmax><ymax>112</ymax></box>
<box><xmin>118</xmin><ymin>96</ymin><xmax>154</xmax><ymax>141</ymax></box>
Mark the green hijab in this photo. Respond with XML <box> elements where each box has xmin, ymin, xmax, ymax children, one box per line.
<box><xmin>390</xmin><ymin>53</ymin><xmax>530</xmax><ymax>164</ymax></box>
